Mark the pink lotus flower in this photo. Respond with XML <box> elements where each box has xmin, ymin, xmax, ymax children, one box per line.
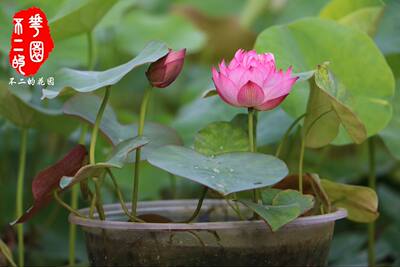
<box><xmin>146</xmin><ymin>48</ymin><xmax>186</xmax><ymax>88</ymax></box>
<box><xmin>212</xmin><ymin>49</ymin><xmax>298</xmax><ymax>111</ymax></box>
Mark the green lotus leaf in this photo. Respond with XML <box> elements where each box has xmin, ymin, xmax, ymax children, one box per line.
<box><xmin>147</xmin><ymin>145</ymin><xmax>288</xmax><ymax>195</ymax></box>
<box><xmin>42</xmin><ymin>41</ymin><xmax>169</xmax><ymax>99</ymax></box>
<box><xmin>255</xmin><ymin>18</ymin><xmax>394</xmax><ymax>145</ymax></box>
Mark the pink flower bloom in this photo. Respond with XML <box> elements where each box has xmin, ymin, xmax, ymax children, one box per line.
<box><xmin>146</xmin><ymin>48</ymin><xmax>186</xmax><ymax>88</ymax></box>
<box><xmin>212</xmin><ymin>49</ymin><xmax>298</xmax><ymax>111</ymax></box>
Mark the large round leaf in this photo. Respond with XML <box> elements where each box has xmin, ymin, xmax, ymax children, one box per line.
<box><xmin>254</xmin><ymin>18</ymin><xmax>394</xmax><ymax>145</ymax></box>
<box><xmin>147</xmin><ymin>145</ymin><xmax>288</xmax><ymax>195</ymax></box>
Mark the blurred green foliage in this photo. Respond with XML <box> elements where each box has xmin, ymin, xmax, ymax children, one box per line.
<box><xmin>0</xmin><ymin>0</ymin><xmax>399</xmax><ymax>266</ymax></box>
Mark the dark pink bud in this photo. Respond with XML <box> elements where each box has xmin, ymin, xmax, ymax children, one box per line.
<box><xmin>146</xmin><ymin>48</ymin><xmax>186</xmax><ymax>88</ymax></box>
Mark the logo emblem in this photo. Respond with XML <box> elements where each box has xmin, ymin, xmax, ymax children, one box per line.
<box><xmin>9</xmin><ymin>7</ymin><xmax>54</xmax><ymax>77</ymax></box>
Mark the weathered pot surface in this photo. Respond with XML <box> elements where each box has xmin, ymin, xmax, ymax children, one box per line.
<box><xmin>70</xmin><ymin>200</ymin><xmax>347</xmax><ymax>267</ymax></box>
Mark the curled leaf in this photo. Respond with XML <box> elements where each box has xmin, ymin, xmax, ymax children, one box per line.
<box><xmin>321</xmin><ymin>179</ymin><xmax>379</xmax><ymax>223</ymax></box>
<box><xmin>303</xmin><ymin>63</ymin><xmax>367</xmax><ymax>148</ymax></box>
<box><xmin>11</xmin><ymin>145</ymin><xmax>88</xmax><ymax>225</ymax></box>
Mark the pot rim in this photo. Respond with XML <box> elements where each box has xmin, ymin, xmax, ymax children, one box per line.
<box><xmin>69</xmin><ymin>199</ymin><xmax>347</xmax><ymax>231</ymax></box>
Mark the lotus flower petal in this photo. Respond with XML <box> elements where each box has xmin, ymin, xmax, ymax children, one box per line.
<box><xmin>212</xmin><ymin>49</ymin><xmax>298</xmax><ymax>111</ymax></box>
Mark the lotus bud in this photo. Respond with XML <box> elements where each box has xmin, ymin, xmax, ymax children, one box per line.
<box><xmin>146</xmin><ymin>48</ymin><xmax>186</xmax><ymax>88</ymax></box>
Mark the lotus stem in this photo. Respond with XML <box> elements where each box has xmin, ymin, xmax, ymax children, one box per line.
<box><xmin>69</xmin><ymin>125</ymin><xmax>88</xmax><ymax>266</ymax></box>
<box><xmin>367</xmin><ymin>137</ymin><xmax>376</xmax><ymax>267</ymax></box>
<box><xmin>298</xmin><ymin>137</ymin><xmax>305</xmax><ymax>194</ymax></box>
<box><xmin>131</xmin><ymin>86</ymin><xmax>153</xmax><ymax>218</ymax></box>
<box><xmin>53</xmin><ymin>191</ymin><xmax>85</xmax><ymax>218</ymax></box>
<box><xmin>185</xmin><ymin>187</ymin><xmax>208</xmax><ymax>223</ymax></box>
<box><xmin>87</xmin><ymin>31</ymin><xmax>95</xmax><ymax>70</ymax></box>
<box><xmin>0</xmin><ymin>239</ymin><xmax>17</xmax><ymax>267</ymax></box>
<box><xmin>16</xmin><ymin>128</ymin><xmax>27</xmax><ymax>267</ymax></box>
<box><xmin>88</xmin><ymin>86</ymin><xmax>111</xmax><ymax>221</ymax></box>
<box><xmin>169</xmin><ymin>173</ymin><xmax>177</xmax><ymax>199</ymax></box>
<box><xmin>247</xmin><ymin>108</ymin><xmax>260</xmax><ymax>203</ymax></box>
<box><xmin>275</xmin><ymin>113</ymin><xmax>306</xmax><ymax>158</ymax></box>
<box><xmin>106</xmin><ymin>169</ymin><xmax>144</xmax><ymax>223</ymax></box>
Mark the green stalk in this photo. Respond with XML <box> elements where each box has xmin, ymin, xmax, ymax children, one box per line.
<box><xmin>298</xmin><ymin>137</ymin><xmax>305</xmax><ymax>194</ymax></box>
<box><xmin>131</xmin><ymin>87</ymin><xmax>153</xmax><ymax>218</ymax></box>
<box><xmin>247</xmin><ymin>108</ymin><xmax>259</xmax><ymax>203</ymax></box>
<box><xmin>368</xmin><ymin>137</ymin><xmax>376</xmax><ymax>267</ymax></box>
<box><xmin>87</xmin><ymin>31</ymin><xmax>95</xmax><ymax>70</ymax></box>
<box><xmin>0</xmin><ymin>239</ymin><xmax>17</xmax><ymax>267</ymax></box>
<box><xmin>106</xmin><ymin>169</ymin><xmax>144</xmax><ymax>222</ymax></box>
<box><xmin>16</xmin><ymin>129</ymin><xmax>27</xmax><ymax>267</ymax></box>
<box><xmin>275</xmin><ymin>113</ymin><xmax>306</xmax><ymax>158</ymax></box>
<box><xmin>169</xmin><ymin>174</ymin><xmax>177</xmax><ymax>199</ymax></box>
<box><xmin>240</xmin><ymin>0</ymin><xmax>270</xmax><ymax>29</ymax></box>
<box><xmin>184</xmin><ymin>187</ymin><xmax>208</xmax><ymax>223</ymax></box>
<box><xmin>88</xmin><ymin>86</ymin><xmax>111</xmax><ymax>220</ymax></box>
<box><xmin>69</xmin><ymin>125</ymin><xmax>88</xmax><ymax>266</ymax></box>
<box><xmin>53</xmin><ymin>191</ymin><xmax>85</xmax><ymax>218</ymax></box>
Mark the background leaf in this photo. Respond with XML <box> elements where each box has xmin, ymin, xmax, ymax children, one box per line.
<box><xmin>319</xmin><ymin>0</ymin><xmax>382</xmax><ymax>20</ymax></box>
<box><xmin>117</xmin><ymin>10</ymin><xmax>206</xmax><ymax>55</ymax></box>
<box><xmin>379</xmin><ymin>54</ymin><xmax>400</xmax><ymax>159</ymax></box>
<box><xmin>50</xmin><ymin>0</ymin><xmax>118</xmax><ymax>41</ymax></box>
<box><xmin>63</xmin><ymin>93</ymin><xmax>182</xmax><ymax>160</ymax></box>
<box><xmin>254</xmin><ymin>17</ymin><xmax>394</xmax><ymax>145</ymax></box>
<box><xmin>0</xmin><ymin>82</ymin><xmax>76</xmax><ymax>133</ymax></box>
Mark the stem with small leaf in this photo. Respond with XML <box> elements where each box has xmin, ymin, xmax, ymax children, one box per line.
<box><xmin>16</xmin><ymin>129</ymin><xmax>27</xmax><ymax>267</ymax></box>
<box><xmin>131</xmin><ymin>87</ymin><xmax>153</xmax><ymax>218</ymax></box>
